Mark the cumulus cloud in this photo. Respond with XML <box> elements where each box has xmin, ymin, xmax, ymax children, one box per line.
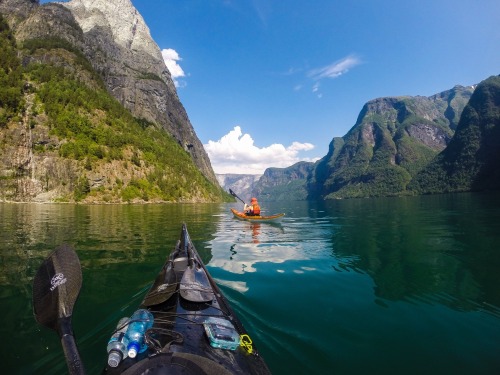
<box><xmin>161</xmin><ymin>48</ymin><xmax>185</xmax><ymax>87</ymax></box>
<box><xmin>204</xmin><ymin>126</ymin><xmax>318</xmax><ymax>174</ymax></box>
<box><xmin>308</xmin><ymin>54</ymin><xmax>361</xmax><ymax>81</ymax></box>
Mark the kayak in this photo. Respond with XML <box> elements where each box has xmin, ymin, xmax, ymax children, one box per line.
<box><xmin>231</xmin><ymin>208</ymin><xmax>285</xmax><ymax>222</ymax></box>
<box><xmin>32</xmin><ymin>224</ymin><xmax>271</xmax><ymax>375</ymax></box>
<box><xmin>104</xmin><ymin>223</ymin><xmax>271</xmax><ymax>374</ymax></box>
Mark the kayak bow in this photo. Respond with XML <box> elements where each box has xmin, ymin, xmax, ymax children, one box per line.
<box><xmin>105</xmin><ymin>223</ymin><xmax>271</xmax><ymax>374</ymax></box>
<box><xmin>231</xmin><ymin>208</ymin><xmax>285</xmax><ymax>222</ymax></box>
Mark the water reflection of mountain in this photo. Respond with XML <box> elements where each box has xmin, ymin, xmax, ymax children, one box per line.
<box><xmin>0</xmin><ymin>203</ymin><xmax>223</xmax><ymax>375</ymax></box>
<box><xmin>324</xmin><ymin>194</ymin><xmax>500</xmax><ymax>312</ymax></box>
<box><xmin>0</xmin><ymin>203</ymin><xmax>222</xmax><ymax>289</ymax></box>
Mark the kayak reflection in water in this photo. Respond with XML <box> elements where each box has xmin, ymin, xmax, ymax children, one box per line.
<box><xmin>244</xmin><ymin>197</ymin><xmax>261</xmax><ymax>216</ymax></box>
<box><xmin>251</xmin><ymin>223</ymin><xmax>261</xmax><ymax>244</ymax></box>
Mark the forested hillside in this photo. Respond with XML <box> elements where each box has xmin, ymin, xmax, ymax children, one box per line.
<box><xmin>307</xmin><ymin>85</ymin><xmax>475</xmax><ymax>199</ymax></box>
<box><xmin>410</xmin><ymin>75</ymin><xmax>500</xmax><ymax>193</ymax></box>
<box><xmin>0</xmin><ymin>12</ymin><xmax>228</xmax><ymax>203</ymax></box>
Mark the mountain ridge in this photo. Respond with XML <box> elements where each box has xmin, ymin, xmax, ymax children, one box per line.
<box><xmin>216</xmin><ymin>79</ymin><xmax>498</xmax><ymax>202</ymax></box>
<box><xmin>305</xmin><ymin>83</ymin><xmax>476</xmax><ymax>199</ymax></box>
<box><xmin>410</xmin><ymin>75</ymin><xmax>500</xmax><ymax>193</ymax></box>
<box><xmin>58</xmin><ymin>0</ymin><xmax>217</xmax><ymax>186</ymax></box>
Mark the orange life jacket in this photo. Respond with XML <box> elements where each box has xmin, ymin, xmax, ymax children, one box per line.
<box><xmin>252</xmin><ymin>203</ymin><xmax>261</xmax><ymax>215</ymax></box>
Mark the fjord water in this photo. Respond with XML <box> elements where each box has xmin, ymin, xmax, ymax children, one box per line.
<box><xmin>1</xmin><ymin>194</ymin><xmax>500</xmax><ymax>375</ymax></box>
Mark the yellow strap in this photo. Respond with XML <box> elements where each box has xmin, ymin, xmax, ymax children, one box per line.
<box><xmin>239</xmin><ymin>334</ymin><xmax>253</xmax><ymax>354</ymax></box>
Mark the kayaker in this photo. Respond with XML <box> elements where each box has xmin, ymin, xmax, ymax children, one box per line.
<box><xmin>244</xmin><ymin>197</ymin><xmax>261</xmax><ymax>216</ymax></box>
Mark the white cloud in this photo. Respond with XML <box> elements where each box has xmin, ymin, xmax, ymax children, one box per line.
<box><xmin>308</xmin><ymin>54</ymin><xmax>361</xmax><ymax>81</ymax></box>
<box><xmin>161</xmin><ymin>48</ymin><xmax>185</xmax><ymax>87</ymax></box>
<box><xmin>204</xmin><ymin>126</ymin><xmax>318</xmax><ymax>174</ymax></box>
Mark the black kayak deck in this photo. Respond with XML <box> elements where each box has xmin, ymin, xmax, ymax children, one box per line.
<box><xmin>104</xmin><ymin>224</ymin><xmax>271</xmax><ymax>375</ymax></box>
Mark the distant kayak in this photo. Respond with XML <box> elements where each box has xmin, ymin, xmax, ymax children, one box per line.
<box><xmin>231</xmin><ymin>208</ymin><xmax>285</xmax><ymax>222</ymax></box>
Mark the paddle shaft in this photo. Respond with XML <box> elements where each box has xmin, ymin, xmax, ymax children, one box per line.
<box><xmin>229</xmin><ymin>189</ymin><xmax>247</xmax><ymax>205</ymax></box>
<box><xmin>58</xmin><ymin>317</ymin><xmax>85</xmax><ymax>375</ymax></box>
<box><xmin>61</xmin><ymin>335</ymin><xmax>85</xmax><ymax>374</ymax></box>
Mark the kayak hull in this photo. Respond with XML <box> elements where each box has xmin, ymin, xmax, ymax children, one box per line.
<box><xmin>231</xmin><ymin>208</ymin><xmax>285</xmax><ymax>222</ymax></box>
<box><xmin>105</xmin><ymin>224</ymin><xmax>271</xmax><ymax>374</ymax></box>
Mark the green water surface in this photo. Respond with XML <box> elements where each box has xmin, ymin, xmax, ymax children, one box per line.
<box><xmin>1</xmin><ymin>193</ymin><xmax>499</xmax><ymax>374</ymax></box>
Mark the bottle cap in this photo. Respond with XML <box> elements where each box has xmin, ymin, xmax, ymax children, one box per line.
<box><xmin>127</xmin><ymin>343</ymin><xmax>139</xmax><ymax>358</ymax></box>
<box><xmin>108</xmin><ymin>350</ymin><xmax>122</xmax><ymax>368</ymax></box>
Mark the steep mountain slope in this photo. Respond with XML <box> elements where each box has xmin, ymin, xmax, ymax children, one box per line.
<box><xmin>0</xmin><ymin>1</ymin><xmax>226</xmax><ymax>203</ymax></box>
<box><xmin>410</xmin><ymin>75</ymin><xmax>500</xmax><ymax>193</ymax></box>
<box><xmin>253</xmin><ymin>161</ymin><xmax>314</xmax><ymax>201</ymax></box>
<box><xmin>307</xmin><ymin>137</ymin><xmax>344</xmax><ymax>199</ymax></box>
<box><xmin>216</xmin><ymin>173</ymin><xmax>262</xmax><ymax>201</ymax></box>
<box><xmin>308</xmin><ymin>85</ymin><xmax>475</xmax><ymax>199</ymax></box>
<box><xmin>59</xmin><ymin>0</ymin><xmax>217</xmax><ymax>186</ymax></box>
<box><xmin>217</xmin><ymin>162</ymin><xmax>315</xmax><ymax>202</ymax></box>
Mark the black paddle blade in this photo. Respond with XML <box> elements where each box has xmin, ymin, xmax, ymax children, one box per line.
<box><xmin>229</xmin><ymin>189</ymin><xmax>245</xmax><ymax>204</ymax></box>
<box><xmin>179</xmin><ymin>262</ymin><xmax>214</xmax><ymax>303</ymax></box>
<box><xmin>32</xmin><ymin>244</ymin><xmax>82</xmax><ymax>332</ymax></box>
<box><xmin>142</xmin><ymin>262</ymin><xmax>178</xmax><ymax>307</ymax></box>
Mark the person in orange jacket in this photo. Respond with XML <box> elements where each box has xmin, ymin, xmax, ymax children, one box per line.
<box><xmin>244</xmin><ymin>197</ymin><xmax>261</xmax><ymax>216</ymax></box>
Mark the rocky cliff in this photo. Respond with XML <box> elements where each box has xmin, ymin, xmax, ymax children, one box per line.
<box><xmin>410</xmin><ymin>75</ymin><xmax>500</xmax><ymax>193</ymax></box>
<box><xmin>65</xmin><ymin>0</ymin><xmax>217</xmax><ymax>185</ymax></box>
<box><xmin>253</xmin><ymin>161</ymin><xmax>314</xmax><ymax>201</ymax></box>
<box><xmin>62</xmin><ymin>0</ymin><xmax>216</xmax><ymax>183</ymax></box>
<box><xmin>307</xmin><ymin>85</ymin><xmax>475</xmax><ymax>199</ymax></box>
<box><xmin>216</xmin><ymin>173</ymin><xmax>262</xmax><ymax>201</ymax></box>
<box><xmin>2</xmin><ymin>0</ymin><xmax>216</xmax><ymax>185</ymax></box>
<box><xmin>0</xmin><ymin>0</ymin><xmax>225</xmax><ymax>203</ymax></box>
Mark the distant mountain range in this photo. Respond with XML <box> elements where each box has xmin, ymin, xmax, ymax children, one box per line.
<box><xmin>221</xmin><ymin>77</ymin><xmax>499</xmax><ymax>201</ymax></box>
<box><xmin>216</xmin><ymin>161</ymin><xmax>313</xmax><ymax>201</ymax></box>
<box><xmin>216</xmin><ymin>173</ymin><xmax>261</xmax><ymax>201</ymax></box>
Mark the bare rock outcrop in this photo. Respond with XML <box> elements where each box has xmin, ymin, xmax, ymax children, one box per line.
<box><xmin>58</xmin><ymin>0</ymin><xmax>217</xmax><ymax>185</ymax></box>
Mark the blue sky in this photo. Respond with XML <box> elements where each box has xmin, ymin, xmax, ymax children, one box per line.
<box><xmin>41</xmin><ymin>0</ymin><xmax>500</xmax><ymax>174</ymax></box>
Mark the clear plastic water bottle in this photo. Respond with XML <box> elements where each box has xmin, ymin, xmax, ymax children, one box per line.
<box><xmin>125</xmin><ymin>309</ymin><xmax>154</xmax><ymax>358</ymax></box>
<box><xmin>107</xmin><ymin>317</ymin><xmax>130</xmax><ymax>368</ymax></box>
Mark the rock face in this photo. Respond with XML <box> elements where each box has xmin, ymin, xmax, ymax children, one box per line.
<box><xmin>216</xmin><ymin>174</ymin><xmax>262</xmax><ymax>201</ymax></box>
<box><xmin>64</xmin><ymin>0</ymin><xmax>161</xmax><ymax>61</ymax></box>
<box><xmin>56</xmin><ymin>0</ymin><xmax>217</xmax><ymax>185</ymax></box>
<box><xmin>410</xmin><ymin>75</ymin><xmax>500</xmax><ymax>193</ymax></box>
<box><xmin>0</xmin><ymin>0</ymin><xmax>224</xmax><ymax>203</ymax></box>
<box><xmin>253</xmin><ymin>162</ymin><xmax>314</xmax><ymax>201</ymax></box>
<box><xmin>217</xmin><ymin>162</ymin><xmax>315</xmax><ymax>202</ymax></box>
<box><xmin>307</xmin><ymin>85</ymin><xmax>475</xmax><ymax>199</ymax></box>
<box><xmin>0</xmin><ymin>0</ymin><xmax>38</xmax><ymax>20</ymax></box>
